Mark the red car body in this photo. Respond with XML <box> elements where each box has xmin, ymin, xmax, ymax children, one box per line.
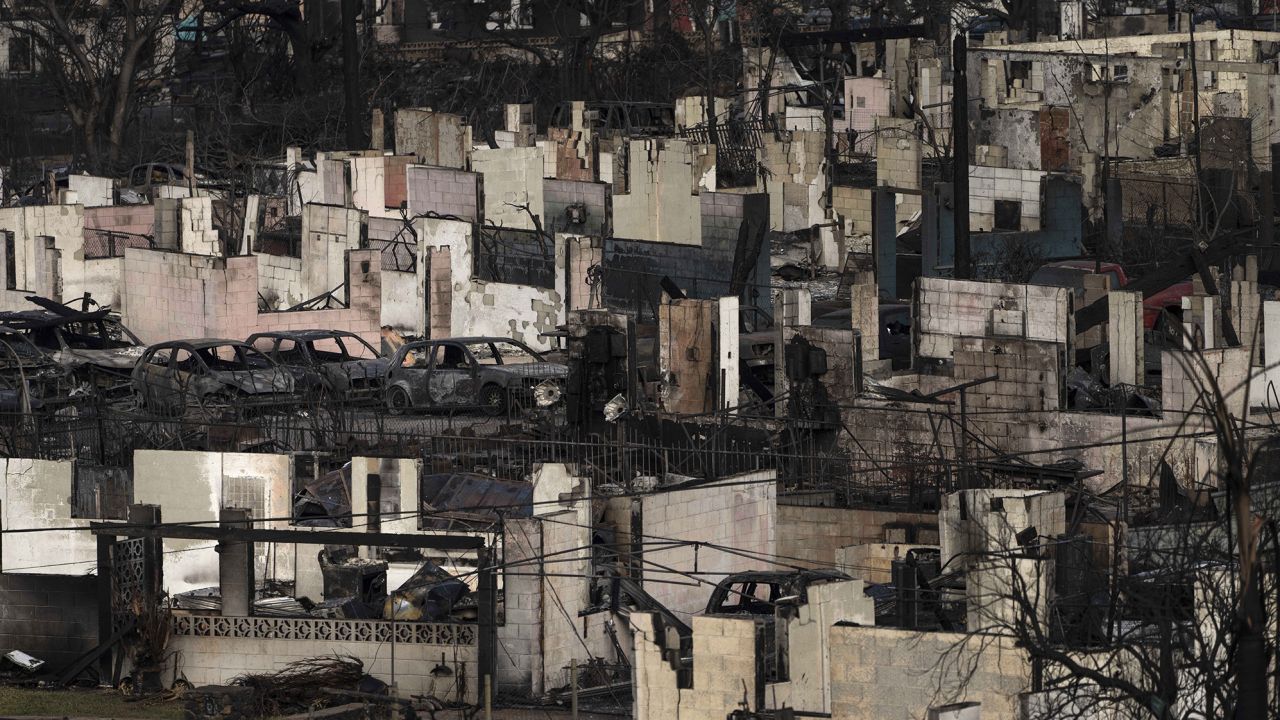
<box><xmin>1030</xmin><ymin>261</ymin><xmax>1193</xmax><ymax>330</ymax></box>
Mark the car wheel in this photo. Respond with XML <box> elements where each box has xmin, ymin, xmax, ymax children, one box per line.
<box><xmin>386</xmin><ymin>385</ymin><xmax>412</xmax><ymax>415</ymax></box>
<box><xmin>480</xmin><ymin>384</ymin><xmax>507</xmax><ymax>416</ymax></box>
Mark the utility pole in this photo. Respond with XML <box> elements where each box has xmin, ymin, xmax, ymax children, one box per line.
<box><xmin>952</xmin><ymin>32</ymin><xmax>970</xmax><ymax>279</ymax></box>
<box><xmin>342</xmin><ymin>0</ymin><xmax>367</xmax><ymax>149</ymax></box>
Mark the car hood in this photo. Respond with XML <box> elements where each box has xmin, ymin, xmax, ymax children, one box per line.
<box><xmin>490</xmin><ymin>362</ymin><xmax>569</xmax><ymax>380</ymax></box>
<box><xmin>55</xmin><ymin>346</ymin><xmax>147</xmax><ymax>369</ymax></box>
<box><xmin>210</xmin><ymin>369</ymin><xmax>294</xmax><ymax>394</ymax></box>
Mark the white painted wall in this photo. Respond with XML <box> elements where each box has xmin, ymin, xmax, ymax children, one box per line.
<box><xmin>0</xmin><ymin>459</ymin><xmax>96</xmax><ymax>575</ymax></box>
<box><xmin>417</xmin><ymin>218</ymin><xmax>565</xmax><ymax>349</ymax></box>
<box><xmin>133</xmin><ymin>450</ymin><xmax>293</xmax><ymax>594</ymax></box>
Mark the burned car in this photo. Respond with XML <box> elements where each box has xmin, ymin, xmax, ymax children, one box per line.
<box><xmin>1</xmin><ymin>305</ymin><xmax>145</xmax><ymax>394</ymax></box>
<box><xmin>706</xmin><ymin>569</ymin><xmax>852</xmax><ymax>615</ymax></box>
<box><xmin>383</xmin><ymin>337</ymin><xmax>567</xmax><ymax>415</ymax></box>
<box><xmin>248</xmin><ymin>330</ymin><xmax>388</xmax><ymax>402</ymax></box>
<box><xmin>0</xmin><ymin>326</ymin><xmax>69</xmax><ymax>409</ymax></box>
<box><xmin>132</xmin><ymin>339</ymin><xmax>295</xmax><ymax>416</ymax></box>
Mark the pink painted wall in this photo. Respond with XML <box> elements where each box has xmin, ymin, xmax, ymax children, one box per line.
<box><xmin>85</xmin><ymin>205</ymin><xmax>155</xmax><ymax>236</ymax></box>
<box><xmin>122</xmin><ymin>248</ymin><xmax>383</xmax><ymax>346</ymax></box>
<box><xmin>844</xmin><ymin>77</ymin><xmax>891</xmax><ymax>136</ymax></box>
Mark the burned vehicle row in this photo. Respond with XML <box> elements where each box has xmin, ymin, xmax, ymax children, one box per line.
<box><xmin>383</xmin><ymin>337</ymin><xmax>568</xmax><ymax>415</ymax></box>
<box><xmin>131</xmin><ymin>339</ymin><xmax>294</xmax><ymax>417</ymax></box>
<box><xmin>248</xmin><ymin>330</ymin><xmax>388</xmax><ymax>402</ymax></box>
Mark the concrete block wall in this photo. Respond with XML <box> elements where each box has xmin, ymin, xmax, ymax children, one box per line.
<box><xmin>497</xmin><ymin>517</ymin><xmax>544</xmax><ymax>695</ymax></box>
<box><xmin>256</xmin><ymin>253</ymin><xmax>304</xmax><ymax>310</ymax></box>
<box><xmin>406</xmin><ymin>165</ymin><xmax>481</xmax><ymax>223</ymax></box>
<box><xmin>301</xmin><ymin>203</ymin><xmax>366</xmax><ymax>304</ymax></box>
<box><xmin>546</xmin><ymin>127</ymin><xmax>595</xmax><ymax>181</ymax></box>
<box><xmin>699</xmin><ymin>192</ymin><xmax>747</xmax><ymax>248</ymax></box>
<box><xmin>66</xmin><ymin>175</ymin><xmax>114</xmax><ymax>207</ymax></box>
<box><xmin>123</xmin><ymin>246</ymin><xmax>384</xmax><ymax>348</ymax></box>
<box><xmin>121</xmin><ymin>248</ymin><xmax>226</xmax><ymax>342</ymax></box>
<box><xmin>828</xmin><ymin>625</ymin><xmax>1029</xmax><ymax>718</ymax></box>
<box><xmin>631</xmin><ymin>613</ymin><xmax>760</xmax><ymax>720</ymax></box>
<box><xmin>777</xmin><ymin>505</ymin><xmax>938</xmax><ymax>570</ymax></box>
<box><xmin>792</xmin><ymin>326</ymin><xmax>856</xmax><ymax>405</ymax></box>
<box><xmin>394</xmin><ymin>109</ymin><xmax>470</xmax><ymax>168</ymax></box>
<box><xmin>417</xmin><ymin>218</ymin><xmax>563</xmax><ymax>349</ymax></box>
<box><xmin>425</xmin><ymin>246</ymin><xmax>452</xmax><ymax>338</ymax></box>
<box><xmin>1162</xmin><ymin>346</ymin><xmax>1251</xmax><ymax>418</ymax></box>
<box><xmin>84</xmin><ymin>205</ymin><xmax>154</xmax><ymax>235</ymax></box>
<box><xmin>544</xmin><ymin>178</ymin><xmax>609</xmax><ymax>237</ymax></box>
<box><xmin>832</xmin><ymin>185</ymin><xmax>873</xmax><ymax>235</ymax></box>
<box><xmin>179</xmin><ymin>197</ymin><xmax>221</xmax><ymax>256</ymax></box>
<box><xmin>836</xmin><ymin>542</ymin><xmax>939</xmax><ymax>584</ymax></box>
<box><xmin>0</xmin><ymin>204</ymin><xmax>89</xmax><ymax>305</ymax></box>
<box><xmin>566</xmin><ymin>236</ymin><xmax>602</xmax><ymax>311</ymax></box>
<box><xmin>0</xmin><ymin>573</ymin><xmax>99</xmax><ymax>671</ymax></box>
<box><xmin>384</xmin><ymin>156</ymin><xmax>410</xmax><ymax>209</ymax></box>
<box><xmin>951</xmin><ymin>336</ymin><xmax>1062</xmax><ymax>414</ymax></box>
<box><xmin>940</xmin><ymin>489</ymin><xmax>1065</xmax><ymax>633</ymax></box>
<box><xmin>169</xmin><ymin>630</ymin><xmax>478</xmax><ymax>704</ymax></box>
<box><xmin>613</xmin><ymin>139</ymin><xmax>706</xmax><ymax>246</ymax></box>
<box><xmin>472</xmin><ymin>147</ymin><xmax>545</xmax><ymax>231</ymax></box>
<box><xmin>350</xmin><ymin>156</ymin><xmax>399</xmax><ymax>220</ymax></box>
<box><xmin>765</xmin><ymin>580</ymin><xmax>876</xmax><ymax>714</ymax></box>
<box><xmin>914</xmin><ymin>277</ymin><xmax>1070</xmax><ymax>360</ymax></box>
<box><xmin>659</xmin><ymin>297</ymin><xmax>716</xmax><ymax>413</ymax></box>
<box><xmin>844</xmin><ymin>77</ymin><xmax>890</xmax><ymax>135</ymax></box>
<box><xmin>875</xmin><ymin>117</ymin><xmax>922</xmax><ymax>224</ymax></box>
<box><xmin>969</xmin><ymin>166</ymin><xmax>1045</xmax><ymax>232</ymax></box>
<box><xmin>758</xmin><ymin>131</ymin><xmax>825</xmax><ymax>232</ymax></box>
<box><xmin>639</xmin><ymin>471</ymin><xmax>777</xmax><ymax>620</ymax></box>
<box><xmin>0</xmin><ymin>458</ymin><xmax>96</xmax><ymax>575</ymax></box>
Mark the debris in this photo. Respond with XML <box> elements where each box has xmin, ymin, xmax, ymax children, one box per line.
<box><xmin>231</xmin><ymin>655</ymin><xmax>367</xmax><ymax>717</ymax></box>
<box><xmin>3</xmin><ymin>650</ymin><xmax>44</xmax><ymax>672</ymax></box>
<box><xmin>383</xmin><ymin>562</ymin><xmax>469</xmax><ymax>621</ymax></box>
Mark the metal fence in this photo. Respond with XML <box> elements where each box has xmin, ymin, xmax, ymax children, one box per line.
<box><xmin>0</xmin><ymin>398</ymin><xmax>956</xmax><ymax>513</ymax></box>
<box><xmin>83</xmin><ymin>229</ymin><xmax>155</xmax><ymax>259</ymax></box>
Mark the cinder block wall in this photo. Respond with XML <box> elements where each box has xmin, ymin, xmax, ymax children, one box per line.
<box><xmin>169</xmin><ymin>629</ymin><xmax>478</xmax><ymax>704</ymax></box>
<box><xmin>0</xmin><ymin>573</ymin><xmax>99</xmax><ymax>672</ymax></box>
